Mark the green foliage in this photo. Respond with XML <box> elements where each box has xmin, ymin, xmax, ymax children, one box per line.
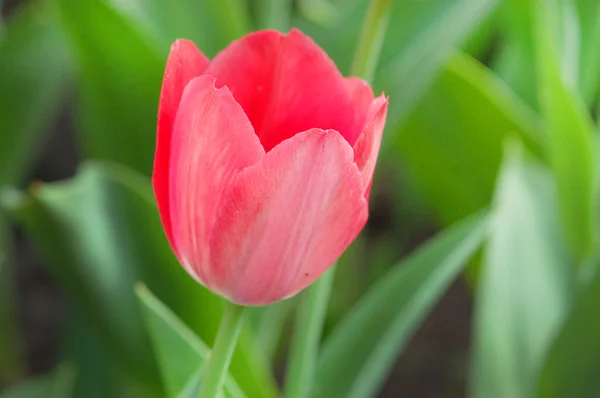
<box><xmin>136</xmin><ymin>285</ymin><xmax>245</xmax><ymax>398</ymax></box>
<box><xmin>535</xmin><ymin>264</ymin><xmax>600</xmax><ymax>398</ymax></box>
<box><xmin>1</xmin><ymin>162</ymin><xmax>277</xmax><ymax>398</ymax></box>
<box><xmin>54</xmin><ymin>0</ymin><xmax>163</xmax><ymax>176</ymax></box>
<box><xmin>0</xmin><ymin>0</ymin><xmax>71</xmax><ymax>186</ymax></box>
<box><xmin>575</xmin><ymin>0</ymin><xmax>600</xmax><ymax>104</ymax></box>
<box><xmin>469</xmin><ymin>144</ymin><xmax>574</xmax><ymax>398</ymax></box>
<box><xmin>395</xmin><ymin>51</ymin><xmax>543</xmax><ymax>224</ymax></box>
<box><xmin>0</xmin><ymin>365</ymin><xmax>75</xmax><ymax>398</ymax></box>
<box><xmin>533</xmin><ymin>0</ymin><xmax>596</xmax><ymax>260</ymax></box>
<box><xmin>316</xmin><ymin>212</ymin><xmax>488</xmax><ymax>398</ymax></box>
<box><xmin>0</xmin><ymin>226</ymin><xmax>22</xmax><ymax>384</ymax></box>
<box><xmin>2</xmin><ymin>0</ymin><xmax>600</xmax><ymax>397</ymax></box>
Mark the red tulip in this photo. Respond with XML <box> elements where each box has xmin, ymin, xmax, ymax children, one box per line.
<box><xmin>153</xmin><ymin>29</ymin><xmax>387</xmax><ymax>306</ymax></box>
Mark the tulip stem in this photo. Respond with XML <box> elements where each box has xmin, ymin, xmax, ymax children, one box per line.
<box><xmin>350</xmin><ymin>0</ymin><xmax>393</xmax><ymax>81</ymax></box>
<box><xmin>198</xmin><ymin>302</ymin><xmax>245</xmax><ymax>398</ymax></box>
<box><xmin>283</xmin><ymin>265</ymin><xmax>336</xmax><ymax>398</ymax></box>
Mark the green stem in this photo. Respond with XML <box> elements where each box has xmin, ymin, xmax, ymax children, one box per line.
<box><xmin>349</xmin><ymin>0</ymin><xmax>393</xmax><ymax>80</ymax></box>
<box><xmin>198</xmin><ymin>302</ymin><xmax>246</xmax><ymax>398</ymax></box>
<box><xmin>283</xmin><ymin>266</ymin><xmax>336</xmax><ymax>398</ymax></box>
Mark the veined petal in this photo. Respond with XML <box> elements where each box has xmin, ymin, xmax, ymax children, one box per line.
<box><xmin>169</xmin><ymin>75</ymin><xmax>265</xmax><ymax>285</ymax></box>
<box><xmin>209</xmin><ymin>129</ymin><xmax>368</xmax><ymax>306</ymax></box>
<box><xmin>153</xmin><ymin>40</ymin><xmax>210</xmax><ymax>252</ymax></box>
<box><xmin>353</xmin><ymin>96</ymin><xmax>388</xmax><ymax>198</ymax></box>
<box><xmin>206</xmin><ymin>29</ymin><xmax>356</xmax><ymax>151</ymax></box>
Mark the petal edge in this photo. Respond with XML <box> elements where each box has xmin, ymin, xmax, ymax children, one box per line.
<box><xmin>153</xmin><ymin>39</ymin><xmax>210</xmax><ymax>254</ymax></box>
<box><xmin>353</xmin><ymin>95</ymin><xmax>388</xmax><ymax>198</ymax></box>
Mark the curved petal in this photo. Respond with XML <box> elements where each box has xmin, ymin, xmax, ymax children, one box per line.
<box><xmin>169</xmin><ymin>75</ymin><xmax>265</xmax><ymax>285</ymax></box>
<box><xmin>209</xmin><ymin>129</ymin><xmax>368</xmax><ymax>305</ymax></box>
<box><xmin>345</xmin><ymin>77</ymin><xmax>375</xmax><ymax>144</ymax></box>
<box><xmin>206</xmin><ymin>29</ymin><xmax>356</xmax><ymax>151</ymax></box>
<box><xmin>153</xmin><ymin>40</ymin><xmax>210</xmax><ymax>253</ymax></box>
<box><xmin>353</xmin><ymin>96</ymin><xmax>388</xmax><ymax>198</ymax></box>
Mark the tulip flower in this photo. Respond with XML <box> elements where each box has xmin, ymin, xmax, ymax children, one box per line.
<box><xmin>153</xmin><ymin>29</ymin><xmax>387</xmax><ymax>306</ymax></box>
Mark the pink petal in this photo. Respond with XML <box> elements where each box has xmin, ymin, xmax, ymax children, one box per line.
<box><xmin>345</xmin><ymin>77</ymin><xmax>376</xmax><ymax>145</ymax></box>
<box><xmin>206</xmin><ymin>29</ymin><xmax>356</xmax><ymax>151</ymax></box>
<box><xmin>169</xmin><ymin>75</ymin><xmax>265</xmax><ymax>286</ymax></box>
<box><xmin>153</xmin><ymin>40</ymin><xmax>210</xmax><ymax>254</ymax></box>
<box><xmin>353</xmin><ymin>96</ymin><xmax>388</xmax><ymax>198</ymax></box>
<box><xmin>209</xmin><ymin>129</ymin><xmax>368</xmax><ymax>306</ymax></box>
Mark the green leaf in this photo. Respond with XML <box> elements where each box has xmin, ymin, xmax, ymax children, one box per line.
<box><xmin>176</xmin><ymin>368</ymin><xmax>203</xmax><ymax>398</ymax></box>
<box><xmin>492</xmin><ymin>0</ymin><xmax>539</xmax><ymax>110</ymax></box>
<box><xmin>284</xmin><ymin>267</ymin><xmax>336</xmax><ymax>398</ymax></box>
<box><xmin>533</xmin><ymin>0</ymin><xmax>596</xmax><ymax>260</ymax></box>
<box><xmin>377</xmin><ymin>0</ymin><xmax>501</xmax><ymax>126</ymax></box>
<box><xmin>394</xmin><ymin>51</ymin><xmax>542</xmax><ymax>225</ymax></box>
<box><xmin>315</xmin><ymin>211</ymin><xmax>489</xmax><ymax>398</ymax></box>
<box><xmin>469</xmin><ymin>144</ymin><xmax>573</xmax><ymax>398</ymax></box>
<box><xmin>0</xmin><ymin>0</ymin><xmax>71</xmax><ymax>186</ymax></box>
<box><xmin>111</xmin><ymin>0</ymin><xmax>251</xmax><ymax>57</ymax></box>
<box><xmin>60</xmin><ymin>306</ymin><xmax>123</xmax><ymax>398</ymax></box>
<box><xmin>0</xmin><ymin>365</ymin><xmax>76</xmax><ymax>398</ymax></box>
<box><xmin>54</xmin><ymin>0</ymin><xmax>163</xmax><ymax>176</ymax></box>
<box><xmin>576</xmin><ymin>0</ymin><xmax>600</xmax><ymax>104</ymax></box>
<box><xmin>1</xmin><ymin>161</ymin><xmax>277</xmax><ymax>398</ymax></box>
<box><xmin>249</xmin><ymin>298</ymin><xmax>296</xmax><ymax>362</ymax></box>
<box><xmin>494</xmin><ymin>0</ymin><xmax>581</xmax><ymax>110</ymax></box>
<box><xmin>254</xmin><ymin>0</ymin><xmax>292</xmax><ymax>31</ymax></box>
<box><xmin>135</xmin><ymin>284</ymin><xmax>245</xmax><ymax>398</ymax></box>
<box><xmin>535</xmin><ymin>263</ymin><xmax>600</xmax><ymax>398</ymax></box>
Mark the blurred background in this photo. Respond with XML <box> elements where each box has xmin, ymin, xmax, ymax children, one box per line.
<box><xmin>0</xmin><ymin>0</ymin><xmax>598</xmax><ymax>397</ymax></box>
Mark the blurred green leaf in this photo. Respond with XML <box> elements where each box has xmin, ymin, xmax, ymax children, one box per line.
<box><xmin>0</xmin><ymin>365</ymin><xmax>75</xmax><ymax>398</ymax></box>
<box><xmin>395</xmin><ymin>51</ymin><xmax>542</xmax><ymax>225</ymax></box>
<box><xmin>135</xmin><ymin>284</ymin><xmax>245</xmax><ymax>398</ymax></box>
<box><xmin>460</xmin><ymin>9</ymin><xmax>497</xmax><ymax>59</ymax></box>
<box><xmin>61</xmin><ymin>306</ymin><xmax>124</xmax><ymax>398</ymax></box>
<box><xmin>533</xmin><ymin>0</ymin><xmax>596</xmax><ymax>260</ymax></box>
<box><xmin>316</xmin><ymin>212</ymin><xmax>489</xmax><ymax>398</ymax></box>
<box><xmin>297</xmin><ymin>0</ymin><xmax>338</xmax><ymax>28</ymax></box>
<box><xmin>0</xmin><ymin>0</ymin><xmax>71</xmax><ymax>186</ymax></box>
<box><xmin>54</xmin><ymin>0</ymin><xmax>163</xmax><ymax>176</ymax></box>
<box><xmin>492</xmin><ymin>0</ymin><xmax>538</xmax><ymax>110</ymax></box>
<box><xmin>535</xmin><ymin>261</ymin><xmax>600</xmax><ymax>398</ymax></box>
<box><xmin>576</xmin><ymin>0</ymin><xmax>600</xmax><ymax>104</ymax></box>
<box><xmin>249</xmin><ymin>298</ymin><xmax>296</xmax><ymax>362</ymax></box>
<box><xmin>493</xmin><ymin>0</ymin><xmax>581</xmax><ymax>111</ymax></box>
<box><xmin>254</xmin><ymin>0</ymin><xmax>291</xmax><ymax>31</ymax></box>
<box><xmin>469</xmin><ymin>144</ymin><xmax>573</xmax><ymax>398</ymax></box>
<box><xmin>1</xmin><ymin>161</ymin><xmax>277</xmax><ymax>398</ymax></box>
<box><xmin>109</xmin><ymin>0</ymin><xmax>250</xmax><ymax>57</ymax></box>
<box><xmin>377</xmin><ymin>0</ymin><xmax>500</xmax><ymax>126</ymax></box>
<box><xmin>176</xmin><ymin>368</ymin><xmax>203</xmax><ymax>398</ymax></box>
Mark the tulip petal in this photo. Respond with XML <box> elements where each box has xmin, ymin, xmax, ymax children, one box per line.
<box><xmin>345</xmin><ymin>77</ymin><xmax>376</xmax><ymax>144</ymax></box>
<box><xmin>169</xmin><ymin>75</ymin><xmax>265</xmax><ymax>285</ymax></box>
<box><xmin>210</xmin><ymin>129</ymin><xmax>368</xmax><ymax>305</ymax></box>
<box><xmin>206</xmin><ymin>29</ymin><xmax>356</xmax><ymax>151</ymax></box>
<box><xmin>153</xmin><ymin>40</ymin><xmax>210</xmax><ymax>252</ymax></box>
<box><xmin>353</xmin><ymin>96</ymin><xmax>388</xmax><ymax>197</ymax></box>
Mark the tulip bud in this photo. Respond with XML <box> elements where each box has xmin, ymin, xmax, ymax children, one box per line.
<box><xmin>153</xmin><ymin>29</ymin><xmax>387</xmax><ymax>306</ymax></box>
